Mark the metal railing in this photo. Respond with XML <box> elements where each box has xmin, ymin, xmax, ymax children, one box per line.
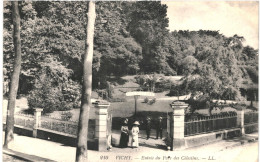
<box><xmin>3</xmin><ymin>114</ymin><xmax>94</xmax><ymax>136</ymax></box>
<box><xmin>3</xmin><ymin>113</ymin><xmax>34</xmax><ymax>129</ymax></box>
<box><xmin>185</xmin><ymin>113</ymin><xmax>237</xmax><ymax>136</ymax></box>
<box><xmin>41</xmin><ymin>118</ymin><xmax>78</xmax><ymax>135</ymax></box>
<box><xmin>41</xmin><ymin>117</ymin><xmax>95</xmax><ymax>136</ymax></box>
<box><xmin>244</xmin><ymin>111</ymin><xmax>258</xmax><ymax>125</ymax></box>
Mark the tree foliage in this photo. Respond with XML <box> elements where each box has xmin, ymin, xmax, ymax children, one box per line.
<box><xmin>3</xmin><ymin>1</ymin><xmax>258</xmax><ymax>113</ymax></box>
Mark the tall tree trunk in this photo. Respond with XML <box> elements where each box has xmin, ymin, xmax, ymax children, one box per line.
<box><xmin>76</xmin><ymin>1</ymin><xmax>96</xmax><ymax>162</ymax></box>
<box><xmin>4</xmin><ymin>1</ymin><xmax>22</xmax><ymax>148</ymax></box>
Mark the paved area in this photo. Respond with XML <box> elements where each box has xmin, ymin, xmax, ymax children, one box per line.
<box><xmin>3</xmin><ymin>153</ymin><xmax>27</xmax><ymax>162</ymax></box>
<box><xmin>2</xmin><ymin>132</ymin><xmax>258</xmax><ymax>162</ymax></box>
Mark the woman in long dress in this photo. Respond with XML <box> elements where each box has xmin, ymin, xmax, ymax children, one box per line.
<box><xmin>131</xmin><ymin>121</ymin><xmax>140</xmax><ymax>148</ymax></box>
<box><xmin>119</xmin><ymin>118</ymin><xmax>129</xmax><ymax>148</ymax></box>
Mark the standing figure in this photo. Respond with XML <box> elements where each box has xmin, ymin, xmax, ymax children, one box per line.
<box><xmin>119</xmin><ymin>118</ymin><xmax>129</xmax><ymax>148</ymax></box>
<box><xmin>156</xmin><ymin>116</ymin><xmax>163</xmax><ymax>139</ymax></box>
<box><xmin>131</xmin><ymin>121</ymin><xmax>140</xmax><ymax>148</ymax></box>
<box><xmin>145</xmin><ymin>117</ymin><xmax>152</xmax><ymax>140</ymax></box>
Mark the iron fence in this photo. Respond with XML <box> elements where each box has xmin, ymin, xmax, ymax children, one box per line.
<box><xmin>185</xmin><ymin>113</ymin><xmax>237</xmax><ymax>136</ymax></box>
<box><xmin>41</xmin><ymin>117</ymin><xmax>95</xmax><ymax>136</ymax></box>
<box><xmin>244</xmin><ymin>111</ymin><xmax>258</xmax><ymax>125</ymax></box>
<box><xmin>3</xmin><ymin>113</ymin><xmax>96</xmax><ymax>137</ymax></box>
<box><xmin>3</xmin><ymin>113</ymin><xmax>34</xmax><ymax>129</ymax></box>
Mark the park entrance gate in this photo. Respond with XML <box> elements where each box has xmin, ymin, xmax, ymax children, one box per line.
<box><xmin>167</xmin><ymin>112</ymin><xmax>173</xmax><ymax>149</ymax></box>
<box><xmin>166</xmin><ymin>101</ymin><xmax>188</xmax><ymax>150</ymax></box>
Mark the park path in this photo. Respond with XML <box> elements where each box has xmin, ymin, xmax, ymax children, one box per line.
<box><xmin>2</xmin><ymin>132</ymin><xmax>258</xmax><ymax>162</ymax></box>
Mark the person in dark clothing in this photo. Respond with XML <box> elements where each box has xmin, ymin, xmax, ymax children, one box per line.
<box><xmin>119</xmin><ymin>118</ymin><xmax>129</xmax><ymax>148</ymax></box>
<box><xmin>156</xmin><ymin>116</ymin><xmax>163</xmax><ymax>139</ymax></box>
<box><xmin>145</xmin><ymin>117</ymin><xmax>152</xmax><ymax>140</ymax></box>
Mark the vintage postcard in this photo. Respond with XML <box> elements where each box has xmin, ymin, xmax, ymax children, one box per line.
<box><xmin>2</xmin><ymin>1</ymin><xmax>258</xmax><ymax>162</ymax></box>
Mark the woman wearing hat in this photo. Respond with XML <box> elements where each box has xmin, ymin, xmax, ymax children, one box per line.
<box><xmin>119</xmin><ymin>118</ymin><xmax>129</xmax><ymax>148</ymax></box>
<box><xmin>131</xmin><ymin>121</ymin><xmax>140</xmax><ymax>148</ymax></box>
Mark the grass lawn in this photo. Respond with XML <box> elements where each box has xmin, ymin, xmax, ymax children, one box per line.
<box><xmin>61</xmin><ymin>96</ymin><xmax>176</xmax><ymax>121</ymax></box>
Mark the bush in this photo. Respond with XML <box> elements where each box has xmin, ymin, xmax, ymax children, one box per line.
<box><xmin>167</xmin><ymin>84</ymin><xmax>188</xmax><ymax>96</ymax></box>
<box><xmin>186</xmin><ymin>95</ymin><xmax>208</xmax><ymax>113</ymax></box>
<box><xmin>62</xmin><ymin>80</ymin><xmax>81</xmax><ymax>108</ymax></box>
<box><xmin>108</xmin><ymin>98</ymin><xmax>126</xmax><ymax>102</ymax></box>
<box><xmin>28</xmin><ymin>74</ymin><xmax>81</xmax><ymax>114</ymax></box>
<box><xmin>61</xmin><ymin>111</ymin><xmax>73</xmax><ymax>121</ymax></box>
<box><xmin>154</xmin><ymin>88</ymin><xmax>164</xmax><ymax>93</ymax></box>
<box><xmin>148</xmin><ymin>98</ymin><xmax>156</xmax><ymax>105</ymax></box>
<box><xmin>229</xmin><ymin>103</ymin><xmax>247</xmax><ymax>110</ymax></box>
<box><xmin>144</xmin><ymin>97</ymin><xmax>149</xmax><ymax>103</ymax></box>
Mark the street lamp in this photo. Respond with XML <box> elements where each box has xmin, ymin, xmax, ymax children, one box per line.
<box><xmin>126</xmin><ymin>91</ymin><xmax>155</xmax><ymax>117</ymax></box>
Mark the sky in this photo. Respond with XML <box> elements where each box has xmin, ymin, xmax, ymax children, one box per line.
<box><xmin>162</xmin><ymin>1</ymin><xmax>259</xmax><ymax>49</ymax></box>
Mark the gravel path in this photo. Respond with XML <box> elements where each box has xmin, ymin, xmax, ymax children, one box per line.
<box><xmin>3</xmin><ymin>132</ymin><xmax>258</xmax><ymax>162</ymax></box>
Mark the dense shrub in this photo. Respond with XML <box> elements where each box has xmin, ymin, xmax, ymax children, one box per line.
<box><xmin>186</xmin><ymin>95</ymin><xmax>209</xmax><ymax>113</ymax></box>
<box><xmin>62</xmin><ymin>80</ymin><xmax>81</xmax><ymax>108</ymax></box>
<box><xmin>154</xmin><ymin>88</ymin><xmax>164</xmax><ymax>93</ymax></box>
<box><xmin>28</xmin><ymin>74</ymin><xmax>81</xmax><ymax>114</ymax></box>
<box><xmin>61</xmin><ymin>111</ymin><xmax>73</xmax><ymax>121</ymax></box>
<box><xmin>142</xmin><ymin>97</ymin><xmax>156</xmax><ymax>105</ymax></box>
<box><xmin>134</xmin><ymin>74</ymin><xmax>169</xmax><ymax>92</ymax></box>
<box><xmin>167</xmin><ymin>84</ymin><xmax>188</xmax><ymax>96</ymax></box>
<box><xmin>155</xmin><ymin>79</ymin><xmax>172</xmax><ymax>91</ymax></box>
<box><xmin>108</xmin><ymin>98</ymin><xmax>126</xmax><ymax>102</ymax></box>
<box><xmin>221</xmin><ymin>86</ymin><xmax>245</xmax><ymax>101</ymax></box>
<box><xmin>229</xmin><ymin>103</ymin><xmax>247</xmax><ymax>110</ymax></box>
<box><xmin>148</xmin><ymin>98</ymin><xmax>156</xmax><ymax>105</ymax></box>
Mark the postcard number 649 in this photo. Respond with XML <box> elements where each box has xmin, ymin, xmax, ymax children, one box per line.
<box><xmin>100</xmin><ymin>155</ymin><xmax>108</xmax><ymax>160</ymax></box>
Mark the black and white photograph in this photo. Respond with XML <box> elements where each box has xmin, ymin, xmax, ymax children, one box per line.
<box><xmin>2</xmin><ymin>1</ymin><xmax>259</xmax><ymax>162</ymax></box>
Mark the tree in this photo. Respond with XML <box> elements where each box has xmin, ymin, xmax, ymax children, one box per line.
<box><xmin>4</xmin><ymin>1</ymin><xmax>22</xmax><ymax>148</ymax></box>
<box><xmin>76</xmin><ymin>1</ymin><xmax>96</xmax><ymax>162</ymax></box>
<box><xmin>95</xmin><ymin>32</ymin><xmax>142</xmax><ymax>76</ymax></box>
<box><xmin>128</xmin><ymin>1</ymin><xmax>170</xmax><ymax>73</ymax></box>
<box><xmin>27</xmin><ymin>57</ymin><xmax>80</xmax><ymax>114</ymax></box>
<box><xmin>180</xmin><ymin>55</ymin><xmax>199</xmax><ymax>75</ymax></box>
<box><xmin>3</xmin><ymin>1</ymin><xmax>38</xmax><ymax>94</ymax></box>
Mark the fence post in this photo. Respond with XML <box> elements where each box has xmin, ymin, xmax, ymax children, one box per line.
<box><xmin>236</xmin><ymin>108</ymin><xmax>245</xmax><ymax>136</ymax></box>
<box><xmin>94</xmin><ymin>101</ymin><xmax>110</xmax><ymax>151</ymax></box>
<box><xmin>33</xmin><ymin>108</ymin><xmax>43</xmax><ymax>138</ymax></box>
<box><xmin>170</xmin><ymin>101</ymin><xmax>188</xmax><ymax>150</ymax></box>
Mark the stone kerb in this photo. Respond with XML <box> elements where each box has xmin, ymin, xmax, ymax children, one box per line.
<box><xmin>94</xmin><ymin>101</ymin><xmax>110</xmax><ymax>151</ymax></box>
<box><xmin>33</xmin><ymin>108</ymin><xmax>43</xmax><ymax>137</ymax></box>
<box><xmin>170</xmin><ymin>101</ymin><xmax>188</xmax><ymax>150</ymax></box>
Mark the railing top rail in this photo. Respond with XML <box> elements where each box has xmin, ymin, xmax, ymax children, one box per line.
<box><xmin>41</xmin><ymin>117</ymin><xmax>79</xmax><ymax>124</ymax></box>
<box><xmin>185</xmin><ymin>115</ymin><xmax>237</xmax><ymax>123</ymax></box>
<box><xmin>41</xmin><ymin>116</ymin><xmax>79</xmax><ymax>123</ymax></box>
<box><xmin>244</xmin><ymin>111</ymin><xmax>258</xmax><ymax>114</ymax></box>
<box><xmin>14</xmin><ymin>113</ymin><xmax>34</xmax><ymax>118</ymax></box>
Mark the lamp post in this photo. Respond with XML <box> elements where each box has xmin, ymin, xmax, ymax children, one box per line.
<box><xmin>134</xmin><ymin>95</ymin><xmax>140</xmax><ymax>116</ymax></box>
<box><xmin>126</xmin><ymin>91</ymin><xmax>155</xmax><ymax>117</ymax></box>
